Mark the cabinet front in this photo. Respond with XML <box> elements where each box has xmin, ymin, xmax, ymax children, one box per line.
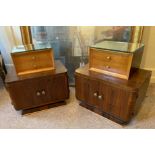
<box><xmin>7</xmin><ymin>74</ymin><xmax>69</xmax><ymax>110</ymax></box>
<box><xmin>75</xmin><ymin>74</ymin><xmax>135</xmax><ymax>122</ymax></box>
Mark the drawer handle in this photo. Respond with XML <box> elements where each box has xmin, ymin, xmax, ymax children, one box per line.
<box><xmin>36</xmin><ymin>91</ymin><xmax>41</xmax><ymax>96</ymax></box>
<box><xmin>98</xmin><ymin>95</ymin><xmax>102</xmax><ymax>100</ymax></box>
<box><xmin>41</xmin><ymin>90</ymin><xmax>46</xmax><ymax>95</ymax></box>
<box><xmin>106</xmin><ymin>56</ymin><xmax>111</xmax><ymax>60</ymax></box>
<box><xmin>93</xmin><ymin>92</ymin><xmax>98</xmax><ymax>97</ymax></box>
<box><xmin>106</xmin><ymin>65</ymin><xmax>110</xmax><ymax>69</ymax></box>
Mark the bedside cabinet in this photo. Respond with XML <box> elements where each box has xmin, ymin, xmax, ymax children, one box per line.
<box><xmin>5</xmin><ymin>61</ymin><xmax>69</xmax><ymax>114</ymax></box>
<box><xmin>75</xmin><ymin>64</ymin><xmax>151</xmax><ymax>124</ymax></box>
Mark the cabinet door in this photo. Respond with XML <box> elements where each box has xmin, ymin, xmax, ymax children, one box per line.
<box><xmin>7</xmin><ymin>76</ymin><xmax>51</xmax><ymax>110</ymax></box>
<box><xmin>75</xmin><ymin>75</ymin><xmax>100</xmax><ymax>108</ymax></box>
<box><xmin>47</xmin><ymin>74</ymin><xmax>69</xmax><ymax>102</ymax></box>
<box><xmin>98</xmin><ymin>82</ymin><xmax>111</xmax><ymax>113</ymax></box>
<box><xmin>88</xmin><ymin>79</ymin><xmax>100</xmax><ymax>108</ymax></box>
<box><xmin>7</xmin><ymin>74</ymin><xmax>69</xmax><ymax>110</ymax></box>
<box><xmin>105</xmin><ymin>86</ymin><xmax>133</xmax><ymax>121</ymax></box>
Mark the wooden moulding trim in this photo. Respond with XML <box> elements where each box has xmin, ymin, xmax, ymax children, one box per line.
<box><xmin>89</xmin><ymin>67</ymin><xmax>128</xmax><ymax>80</ymax></box>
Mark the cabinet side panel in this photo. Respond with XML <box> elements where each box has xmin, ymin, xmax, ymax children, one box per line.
<box><xmin>132</xmin><ymin>47</ymin><xmax>144</xmax><ymax>69</ymax></box>
<box><xmin>75</xmin><ymin>74</ymin><xmax>90</xmax><ymax>102</ymax></box>
<box><xmin>134</xmin><ymin>75</ymin><xmax>151</xmax><ymax>115</ymax></box>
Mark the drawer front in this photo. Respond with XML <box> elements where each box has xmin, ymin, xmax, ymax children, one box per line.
<box><xmin>89</xmin><ymin>48</ymin><xmax>133</xmax><ymax>79</ymax></box>
<box><xmin>11</xmin><ymin>49</ymin><xmax>55</xmax><ymax>75</ymax></box>
<box><xmin>7</xmin><ymin>74</ymin><xmax>69</xmax><ymax>110</ymax></box>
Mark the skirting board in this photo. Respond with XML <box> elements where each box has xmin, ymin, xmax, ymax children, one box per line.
<box><xmin>150</xmin><ymin>76</ymin><xmax>155</xmax><ymax>83</ymax></box>
<box><xmin>142</xmin><ymin>67</ymin><xmax>155</xmax><ymax>83</ymax></box>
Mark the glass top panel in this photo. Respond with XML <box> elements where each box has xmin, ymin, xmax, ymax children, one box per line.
<box><xmin>90</xmin><ymin>41</ymin><xmax>144</xmax><ymax>53</ymax></box>
<box><xmin>12</xmin><ymin>42</ymin><xmax>52</xmax><ymax>53</ymax></box>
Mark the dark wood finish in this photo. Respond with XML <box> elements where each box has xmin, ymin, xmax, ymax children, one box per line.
<box><xmin>89</xmin><ymin>46</ymin><xmax>144</xmax><ymax>80</ymax></box>
<box><xmin>75</xmin><ymin>64</ymin><xmax>151</xmax><ymax>124</ymax></box>
<box><xmin>22</xmin><ymin>101</ymin><xmax>66</xmax><ymax>115</ymax></box>
<box><xmin>5</xmin><ymin>61</ymin><xmax>69</xmax><ymax>113</ymax></box>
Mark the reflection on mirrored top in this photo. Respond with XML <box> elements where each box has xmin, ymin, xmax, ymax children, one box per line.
<box><xmin>12</xmin><ymin>42</ymin><xmax>52</xmax><ymax>53</ymax></box>
<box><xmin>90</xmin><ymin>41</ymin><xmax>144</xmax><ymax>53</ymax></box>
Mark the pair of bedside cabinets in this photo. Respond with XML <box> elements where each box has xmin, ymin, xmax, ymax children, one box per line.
<box><xmin>5</xmin><ymin>41</ymin><xmax>151</xmax><ymax>124</ymax></box>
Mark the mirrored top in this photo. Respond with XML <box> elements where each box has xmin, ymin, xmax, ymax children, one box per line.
<box><xmin>12</xmin><ymin>42</ymin><xmax>52</xmax><ymax>53</ymax></box>
<box><xmin>90</xmin><ymin>41</ymin><xmax>144</xmax><ymax>53</ymax></box>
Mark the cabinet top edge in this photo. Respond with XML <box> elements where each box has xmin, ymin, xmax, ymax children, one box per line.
<box><xmin>5</xmin><ymin>60</ymin><xmax>67</xmax><ymax>83</ymax></box>
<box><xmin>75</xmin><ymin>64</ymin><xmax>152</xmax><ymax>91</ymax></box>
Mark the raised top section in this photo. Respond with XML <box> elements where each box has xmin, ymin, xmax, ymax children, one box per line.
<box><xmin>90</xmin><ymin>41</ymin><xmax>144</xmax><ymax>53</ymax></box>
<box><xmin>12</xmin><ymin>42</ymin><xmax>52</xmax><ymax>54</ymax></box>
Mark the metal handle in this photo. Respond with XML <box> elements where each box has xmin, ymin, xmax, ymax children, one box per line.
<box><xmin>36</xmin><ymin>91</ymin><xmax>41</xmax><ymax>96</ymax></box>
<box><xmin>106</xmin><ymin>56</ymin><xmax>111</xmax><ymax>60</ymax></box>
<box><xmin>98</xmin><ymin>95</ymin><xmax>102</xmax><ymax>100</ymax></box>
<box><xmin>93</xmin><ymin>92</ymin><xmax>98</xmax><ymax>97</ymax></box>
<box><xmin>41</xmin><ymin>90</ymin><xmax>46</xmax><ymax>95</ymax></box>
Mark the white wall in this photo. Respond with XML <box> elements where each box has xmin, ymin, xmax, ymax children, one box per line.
<box><xmin>0</xmin><ymin>26</ymin><xmax>22</xmax><ymax>64</ymax></box>
<box><xmin>141</xmin><ymin>26</ymin><xmax>155</xmax><ymax>83</ymax></box>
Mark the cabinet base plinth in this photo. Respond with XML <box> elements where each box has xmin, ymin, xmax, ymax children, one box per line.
<box><xmin>79</xmin><ymin>102</ymin><xmax>129</xmax><ymax>125</ymax></box>
<box><xmin>22</xmin><ymin>101</ymin><xmax>66</xmax><ymax>115</ymax></box>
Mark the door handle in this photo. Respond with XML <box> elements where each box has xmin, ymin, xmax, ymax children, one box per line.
<box><xmin>41</xmin><ymin>90</ymin><xmax>46</xmax><ymax>95</ymax></box>
<box><xmin>93</xmin><ymin>92</ymin><xmax>98</xmax><ymax>97</ymax></box>
<box><xmin>36</xmin><ymin>91</ymin><xmax>41</xmax><ymax>96</ymax></box>
<box><xmin>98</xmin><ymin>95</ymin><xmax>103</xmax><ymax>100</ymax></box>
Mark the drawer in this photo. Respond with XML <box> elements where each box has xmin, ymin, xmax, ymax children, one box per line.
<box><xmin>89</xmin><ymin>48</ymin><xmax>133</xmax><ymax>79</ymax></box>
<box><xmin>11</xmin><ymin>49</ymin><xmax>55</xmax><ymax>76</ymax></box>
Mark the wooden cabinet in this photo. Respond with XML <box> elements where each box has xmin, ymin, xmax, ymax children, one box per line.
<box><xmin>5</xmin><ymin>61</ymin><xmax>69</xmax><ymax>113</ymax></box>
<box><xmin>75</xmin><ymin>64</ymin><xmax>151</xmax><ymax>124</ymax></box>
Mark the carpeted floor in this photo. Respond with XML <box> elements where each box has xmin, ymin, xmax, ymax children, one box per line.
<box><xmin>0</xmin><ymin>79</ymin><xmax>155</xmax><ymax>129</ymax></box>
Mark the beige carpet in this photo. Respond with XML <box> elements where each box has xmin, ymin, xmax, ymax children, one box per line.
<box><xmin>0</xmin><ymin>79</ymin><xmax>155</xmax><ymax>129</ymax></box>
